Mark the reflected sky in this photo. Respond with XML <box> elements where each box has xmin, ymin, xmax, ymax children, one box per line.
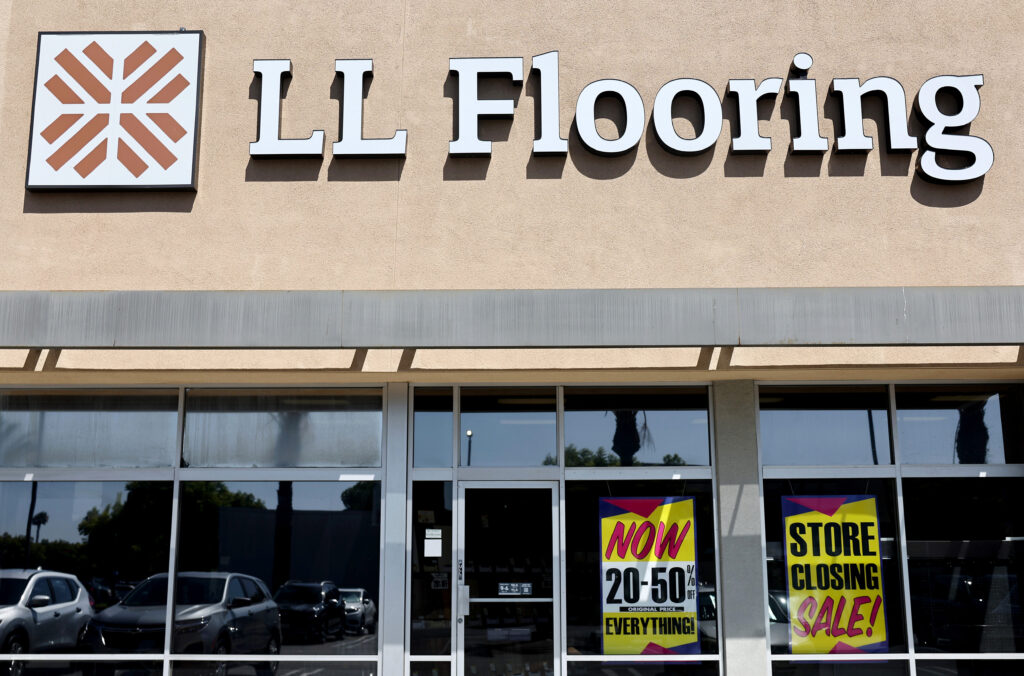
<box><xmin>897</xmin><ymin>394</ymin><xmax>1007</xmax><ymax>464</ymax></box>
<box><xmin>760</xmin><ymin>409</ymin><xmax>891</xmax><ymax>465</ymax></box>
<box><xmin>460</xmin><ymin>411</ymin><xmax>555</xmax><ymax>466</ymax></box>
<box><xmin>0</xmin><ymin>481</ymin><xmax>131</xmax><ymax>543</ymax></box>
<box><xmin>565</xmin><ymin>409</ymin><xmax>709</xmax><ymax>465</ymax></box>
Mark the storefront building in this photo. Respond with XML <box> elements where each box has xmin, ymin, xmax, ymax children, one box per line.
<box><xmin>0</xmin><ymin>3</ymin><xmax>1022</xmax><ymax>676</ymax></box>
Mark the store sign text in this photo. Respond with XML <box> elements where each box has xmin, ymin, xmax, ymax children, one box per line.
<box><xmin>251</xmin><ymin>52</ymin><xmax>993</xmax><ymax>184</ymax></box>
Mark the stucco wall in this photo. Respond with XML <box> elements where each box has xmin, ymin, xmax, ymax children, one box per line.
<box><xmin>1</xmin><ymin>0</ymin><xmax>1020</xmax><ymax>294</ymax></box>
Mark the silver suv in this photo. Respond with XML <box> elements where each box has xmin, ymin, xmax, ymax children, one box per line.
<box><xmin>0</xmin><ymin>569</ymin><xmax>94</xmax><ymax>656</ymax></box>
<box><xmin>90</xmin><ymin>572</ymin><xmax>281</xmax><ymax>656</ymax></box>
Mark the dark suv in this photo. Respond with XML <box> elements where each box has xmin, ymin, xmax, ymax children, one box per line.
<box><xmin>273</xmin><ymin>580</ymin><xmax>344</xmax><ymax>643</ymax></box>
<box><xmin>89</xmin><ymin>572</ymin><xmax>281</xmax><ymax>656</ymax></box>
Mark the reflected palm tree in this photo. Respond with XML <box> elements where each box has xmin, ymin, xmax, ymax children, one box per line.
<box><xmin>610</xmin><ymin>410</ymin><xmax>652</xmax><ymax>466</ymax></box>
<box><xmin>31</xmin><ymin>511</ymin><xmax>48</xmax><ymax>543</ymax></box>
<box><xmin>955</xmin><ymin>400</ymin><xmax>989</xmax><ymax>464</ymax></box>
<box><xmin>270</xmin><ymin>411</ymin><xmax>306</xmax><ymax>592</ymax></box>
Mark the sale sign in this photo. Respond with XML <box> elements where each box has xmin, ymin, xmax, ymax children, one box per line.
<box><xmin>782</xmin><ymin>496</ymin><xmax>888</xmax><ymax>654</ymax></box>
<box><xmin>599</xmin><ymin>497</ymin><xmax>698</xmax><ymax>654</ymax></box>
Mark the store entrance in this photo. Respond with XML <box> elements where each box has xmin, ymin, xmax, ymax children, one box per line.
<box><xmin>456</xmin><ymin>482</ymin><xmax>560</xmax><ymax>676</ymax></box>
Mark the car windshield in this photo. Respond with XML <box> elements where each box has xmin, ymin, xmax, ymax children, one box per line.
<box><xmin>122</xmin><ymin>576</ymin><xmax>226</xmax><ymax>606</ymax></box>
<box><xmin>274</xmin><ymin>586</ymin><xmax>321</xmax><ymax>604</ymax></box>
<box><xmin>340</xmin><ymin>591</ymin><xmax>362</xmax><ymax>604</ymax></box>
<box><xmin>0</xmin><ymin>579</ymin><xmax>28</xmax><ymax>606</ymax></box>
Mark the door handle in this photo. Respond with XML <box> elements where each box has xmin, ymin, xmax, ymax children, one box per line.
<box><xmin>457</xmin><ymin>585</ymin><xmax>470</xmax><ymax>618</ymax></box>
<box><xmin>53</xmin><ymin>612</ymin><xmax>61</xmax><ymax>617</ymax></box>
<box><xmin>75</xmin><ymin>608</ymin><xmax>82</xmax><ymax>613</ymax></box>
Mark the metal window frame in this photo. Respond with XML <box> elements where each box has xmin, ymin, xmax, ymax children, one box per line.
<box><xmin>405</xmin><ymin>382</ymin><xmax>722</xmax><ymax>676</ymax></box>
<box><xmin>0</xmin><ymin>383</ymin><xmax>391</xmax><ymax>676</ymax></box>
<box><xmin>755</xmin><ymin>379</ymin><xmax>1024</xmax><ymax>675</ymax></box>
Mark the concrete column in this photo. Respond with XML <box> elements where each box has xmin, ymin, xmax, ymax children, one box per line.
<box><xmin>713</xmin><ymin>380</ymin><xmax>770</xmax><ymax>676</ymax></box>
<box><xmin>382</xmin><ymin>383</ymin><xmax>409</xmax><ymax>675</ymax></box>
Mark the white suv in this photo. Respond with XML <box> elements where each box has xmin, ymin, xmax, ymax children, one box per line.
<box><xmin>0</xmin><ymin>568</ymin><xmax>94</xmax><ymax>660</ymax></box>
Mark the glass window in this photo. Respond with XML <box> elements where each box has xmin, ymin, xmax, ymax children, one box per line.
<box><xmin>917</xmin><ymin>661</ymin><xmax>1024</xmax><ymax>676</ymax></box>
<box><xmin>895</xmin><ymin>385</ymin><xmax>1024</xmax><ymax>464</ymax></box>
<box><xmin>0</xmin><ymin>389</ymin><xmax>178</xmax><ymax>467</ymax></box>
<box><xmin>772</xmin><ymin>662</ymin><xmax>908</xmax><ymax>676</ymax></box>
<box><xmin>174</xmin><ymin>663</ymin><xmax>376</xmax><ymax>676</ymax></box>
<box><xmin>762</xmin><ymin>478</ymin><xmax>907</xmax><ymax>654</ymax></box>
<box><xmin>565</xmin><ymin>480</ymin><xmax>717</xmax><ymax>656</ymax></box>
<box><xmin>564</xmin><ymin>387</ymin><xmax>710</xmax><ymax>466</ymax></box>
<box><xmin>50</xmin><ymin>577</ymin><xmax>75</xmax><ymax>604</ymax></box>
<box><xmin>28</xmin><ymin>578</ymin><xmax>53</xmax><ymax>603</ymax></box>
<box><xmin>0</xmin><ymin>480</ymin><xmax>173</xmax><ymax>653</ymax></box>
<box><xmin>410</xmin><ymin>482</ymin><xmax>452</xmax><ymax>655</ymax></box>
<box><xmin>568</xmin><ymin>665</ymin><xmax>720</xmax><ymax>676</ymax></box>
<box><xmin>414</xmin><ymin>388</ymin><xmax>454</xmax><ymax>468</ymax></box>
<box><xmin>410</xmin><ymin>663</ymin><xmax>452</xmax><ymax>676</ymax></box>
<box><xmin>176</xmin><ymin>481</ymin><xmax>381</xmax><ymax>655</ymax></box>
<box><xmin>183</xmin><ymin>389</ymin><xmax>383</xmax><ymax>467</ymax></box>
<box><xmin>459</xmin><ymin>388</ymin><xmax>556</xmax><ymax>467</ymax></box>
<box><xmin>760</xmin><ymin>386</ymin><xmax>892</xmax><ymax>465</ymax></box>
<box><xmin>903</xmin><ymin>477</ymin><xmax>1023</xmax><ymax>653</ymax></box>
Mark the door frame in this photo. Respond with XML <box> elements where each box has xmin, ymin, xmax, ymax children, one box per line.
<box><xmin>454</xmin><ymin>480</ymin><xmax>561</xmax><ymax>676</ymax></box>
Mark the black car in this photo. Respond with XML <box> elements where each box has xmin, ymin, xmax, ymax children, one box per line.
<box><xmin>273</xmin><ymin>580</ymin><xmax>344</xmax><ymax>643</ymax></box>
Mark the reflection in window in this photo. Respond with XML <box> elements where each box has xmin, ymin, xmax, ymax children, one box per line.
<box><xmin>916</xmin><ymin>661</ymin><xmax>1024</xmax><ymax>676</ymax></box>
<box><xmin>459</xmin><ymin>388</ymin><xmax>555</xmax><ymax>467</ymax></box>
<box><xmin>410</xmin><ymin>662</ymin><xmax>451</xmax><ymax>676</ymax></box>
<box><xmin>772</xmin><ymin>662</ymin><xmax>908</xmax><ymax>676</ymax></box>
<box><xmin>896</xmin><ymin>385</ymin><xmax>1024</xmax><ymax>464</ymax></box>
<box><xmin>761</xmin><ymin>478</ymin><xmax>907</xmax><ymax>654</ymax></box>
<box><xmin>0</xmin><ymin>481</ymin><xmax>172</xmax><ymax>653</ymax></box>
<box><xmin>174</xmin><ymin>662</ymin><xmax>376</xmax><ymax>676</ymax></box>
<box><xmin>414</xmin><ymin>388</ymin><xmax>453</xmax><ymax>468</ymax></box>
<box><xmin>904</xmin><ymin>478</ymin><xmax>1023</xmax><ymax>653</ymax></box>
<box><xmin>0</xmin><ymin>390</ymin><xmax>178</xmax><ymax>467</ymax></box>
<box><xmin>563</xmin><ymin>388</ymin><xmax>710</xmax><ymax>466</ymax></box>
<box><xmin>760</xmin><ymin>387</ymin><xmax>892</xmax><ymax>465</ymax></box>
<box><xmin>176</xmin><ymin>481</ymin><xmax>381</xmax><ymax>656</ymax></box>
<box><xmin>567</xmin><ymin>662</ymin><xmax>720</xmax><ymax>675</ymax></box>
<box><xmin>410</xmin><ymin>482</ymin><xmax>452</xmax><ymax>654</ymax></box>
<box><xmin>564</xmin><ymin>480</ymin><xmax>717</xmax><ymax>656</ymax></box>
<box><xmin>183</xmin><ymin>389</ymin><xmax>383</xmax><ymax>467</ymax></box>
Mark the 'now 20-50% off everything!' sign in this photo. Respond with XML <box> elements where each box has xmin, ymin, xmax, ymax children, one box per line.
<box><xmin>599</xmin><ymin>496</ymin><xmax>699</xmax><ymax>655</ymax></box>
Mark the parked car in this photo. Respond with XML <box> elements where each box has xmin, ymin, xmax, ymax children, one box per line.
<box><xmin>88</xmin><ymin>572</ymin><xmax>281</xmax><ymax>657</ymax></box>
<box><xmin>338</xmin><ymin>588</ymin><xmax>376</xmax><ymax>634</ymax></box>
<box><xmin>0</xmin><ymin>568</ymin><xmax>94</xmax><ymax>661</ymax></box>
<box><xmin>274</xmin><ymin>580</ymin><xmax>345</xmax><ymax>643</ymax></box>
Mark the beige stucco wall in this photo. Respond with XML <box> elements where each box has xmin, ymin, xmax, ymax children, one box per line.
<box><xmin>1</xmin><ymin>1</ymin><xmax>1022</xmax><ymax>377</ymax></box>
<box><xmin>2</xmin><ymin>0</ymin><xmax>1022</xmax><ymax>291</ymax></box>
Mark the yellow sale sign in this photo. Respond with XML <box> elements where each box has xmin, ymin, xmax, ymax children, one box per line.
<box><xmin>599</xmin><ymin>497</ymin><xmax>698</xmax><ymax>654</ymax></box>
<box><xmin>782</xmin><ymin>496</ymin><xmax>888</xmax><ymax>654</ymax></box>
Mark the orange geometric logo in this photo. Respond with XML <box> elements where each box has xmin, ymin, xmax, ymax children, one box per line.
<box><xmin>28</xmin><ymin>32</ymin><xmax>202</xmax><ymax>190</ymax></box>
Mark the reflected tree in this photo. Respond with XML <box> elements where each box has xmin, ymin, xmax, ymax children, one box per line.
<box><xmin>955</xmin><ymin>400</ymin><xmax>989</xmax><ymax>464</ymax></box>
<box><xmin>270</xmin><ymin>411</ymin><xmax>305</xmax><ymax>592</ymax></box>
<box><xmin>30</xmin><ymin>511</ymin><xmax>48</xmax><ymax>543</ymax></box>
<box><xmin>612</xmin><ymin>410</ymin><xmax>648</xmax><ymax>466</ymax></box>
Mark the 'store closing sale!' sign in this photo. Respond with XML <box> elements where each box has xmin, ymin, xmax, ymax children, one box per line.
<box><xmin>783</xmin><ymin>496</ymin><xmax>888</xmax><ymax>654</ymax></box>
<box><xmin>599</xmin><ymin>497</ymin><xmax>698</xmax><ymax>654</ymax></box>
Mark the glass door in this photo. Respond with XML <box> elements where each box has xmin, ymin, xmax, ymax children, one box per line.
<box><xmin>456</xmin><ymin>482</ymin><xmax>560</xmax><ymax>676</ymax></box>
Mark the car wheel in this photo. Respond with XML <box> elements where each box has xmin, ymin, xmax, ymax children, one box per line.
<box><xmin>213</xmin><ymin>637</ymin><xmax>229</xmax><ymax>676</ymax></box>
<box><xmin>255</xmin><ymin>635</ymin><xmax>279</xmax><ymax>676</ymax></box>
<box><xmin>2</xmin><ymin>633</ymin><xmax>26</xmax><ymax>676</ymax></box>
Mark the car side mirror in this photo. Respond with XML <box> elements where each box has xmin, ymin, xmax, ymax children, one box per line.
<box><xmin>328</xmin><ymin>598</ymin><xmax>339</xmax><ymax>606</ymax></box>
<box><xmin>29</xmin><ymin>594</ymin><xmax>52</xmax><ymax>608</ymax></box>
<box><xmin>228</xmin><ymin>596</ymin><xmax>252</xmax><ymax>609</ymax></box>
